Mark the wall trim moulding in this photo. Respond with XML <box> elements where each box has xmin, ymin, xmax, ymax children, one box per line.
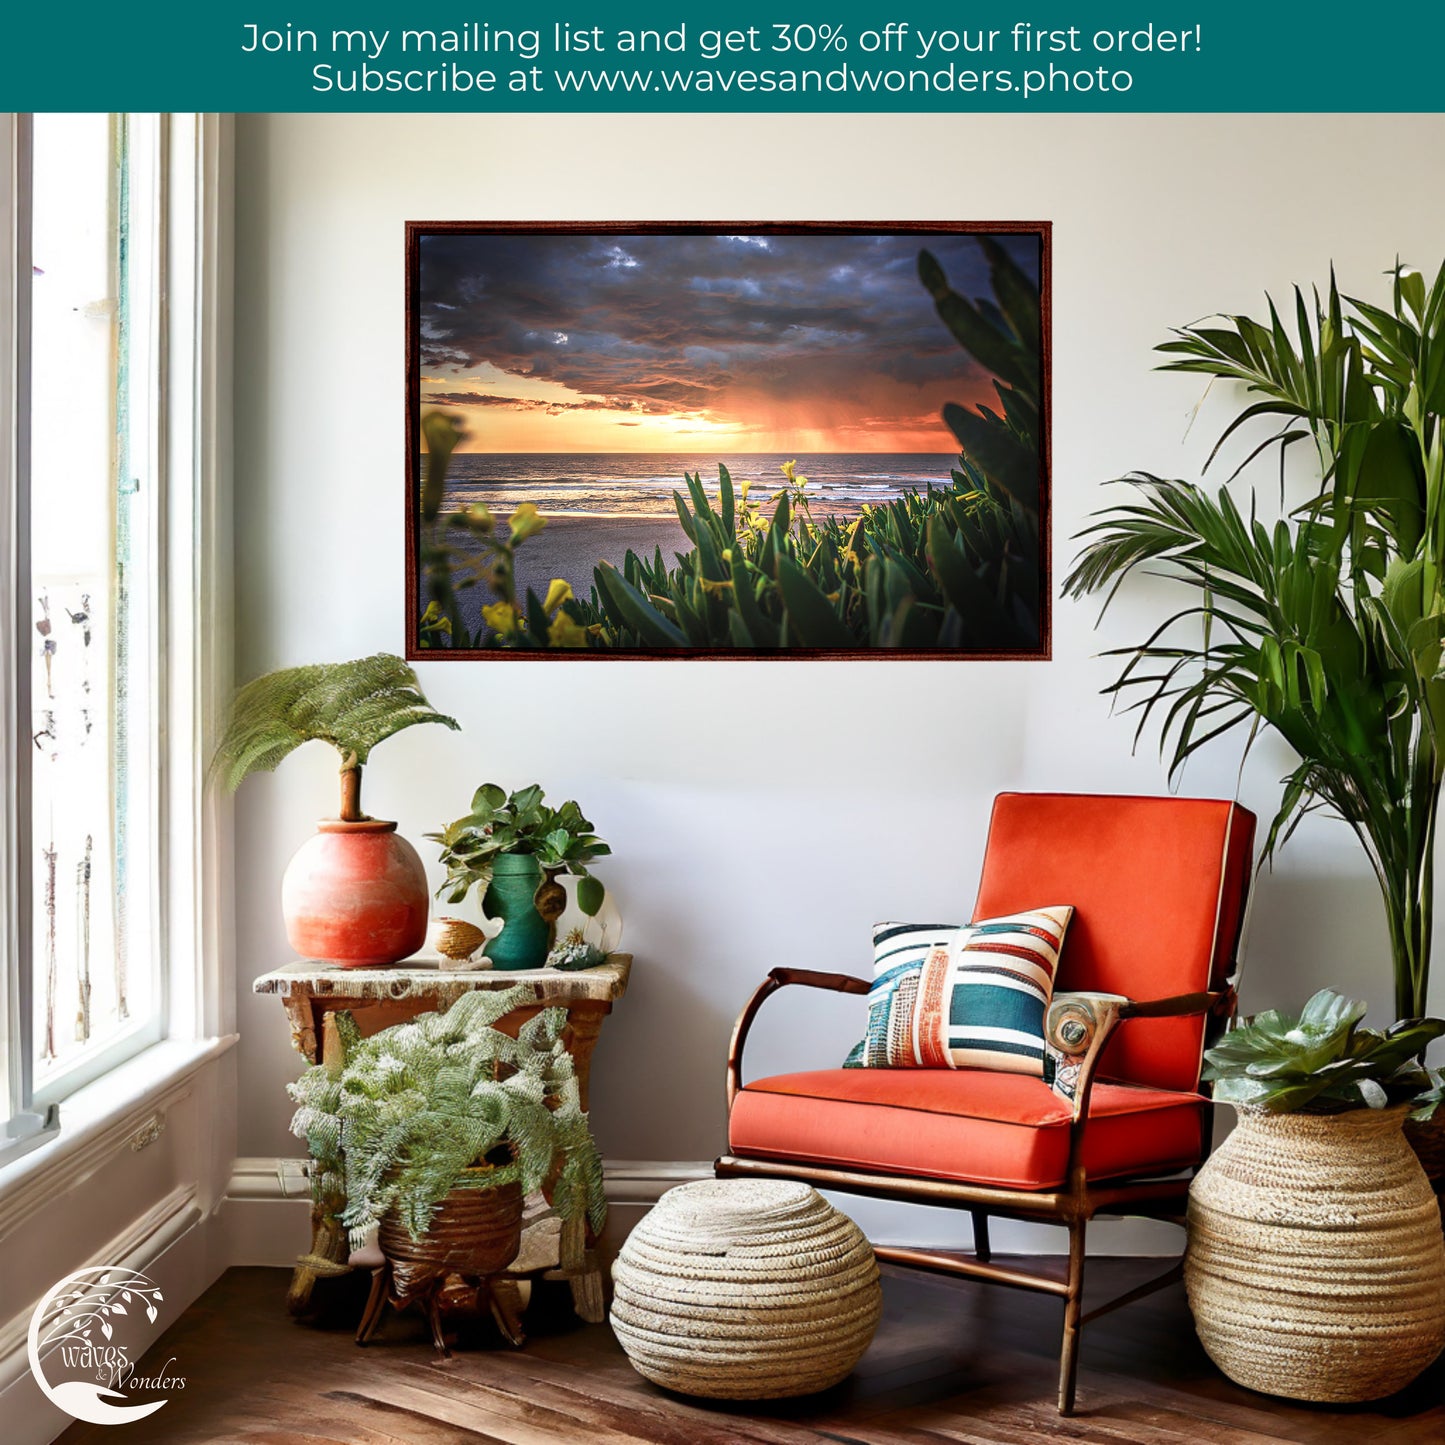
<box><xmin>0</xmin><ymin>1182</ymin><xmax>208</xmax><ymax>1445</ymax></box>
<box><xmin>0</xmin><ymin>1034</ymin><xmax>238</xmax><ymax>1247</ymax></box>
<box><xmin>226</xmin><ymin>1156</ymin><xmax>714</xmax><ymax>1208</ymax></box>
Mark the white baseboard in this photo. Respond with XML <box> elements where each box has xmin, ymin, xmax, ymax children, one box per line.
<box><xmin>0</xmin><ymin>1185</ymin><xmax>223</xmax><ymax>1445</ymax></box>
<box><xmin>219</xmin><ymin>1157</ymin><xmax>1185</xmax><ymax>1267</ymax></box>
<box><xmin>220</xmin><ymin>1156</ymin><xmax>719</xmax><ymax>1266</ymax></box>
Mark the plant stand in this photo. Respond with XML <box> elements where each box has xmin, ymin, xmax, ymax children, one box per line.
<box><xmin>253</xmin><ymin>953</ymin><xmax>630</xmax><ymax>1319</ymax></box>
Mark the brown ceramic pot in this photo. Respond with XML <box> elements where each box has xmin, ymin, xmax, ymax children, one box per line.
<box><xmin>378</xmin><ymin>1176</ymin><xmax>524</xmax><ymax>1306</ymax></box>
<box><xmin>281</xmin><ymin>818</ymin><xmax>429</xmax><ymax>966</ymax></box>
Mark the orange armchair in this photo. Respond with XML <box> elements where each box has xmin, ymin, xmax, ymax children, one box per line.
<box><xmin>716</xmin><ymin>792</ymin><xmax>1256</xmax><ymax>1414</ymax></box>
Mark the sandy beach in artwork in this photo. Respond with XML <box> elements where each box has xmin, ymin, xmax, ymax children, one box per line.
<box><xmin>450</xmin><ymin>515</ymin><xmax>694</xmax><ymax>640</ymax></box>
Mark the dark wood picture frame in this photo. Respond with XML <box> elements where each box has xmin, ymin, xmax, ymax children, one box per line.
<box><xmin>406</xmin><ymin>221</ymin><xmax>1052</xmax><ymax>660</ymax></box>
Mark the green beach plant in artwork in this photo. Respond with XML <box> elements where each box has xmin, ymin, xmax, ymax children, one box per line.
<box><xmin>416</xmin><ymin>410</ymin><xmax>585</xmax><ymax>650</ymax></box>
<box><xmin>287</xmin><ymin>986</ymin><xmax>607</xmax><ymax>1250</ymax></box>
<box><xmin>428</xmin><ymin>782</ymin><xmax>611</xmax><ymax>914</ymax></box>
<box><xmin>1065</xmin><ymin>260</ymin><xmax>1445</xmax><ymax>1020</ymax></box>
<box><xmin>1202</xmin><ymin>989</ymin><xmax>1445</xmax><ymax>1115</ymax></box>
<box><xmin>415</xmin><ymin>236</ymin><xmax>1044</xmax><ymax>653</ymax></box>
<box><xmin>212</xmin><ymin>652</ymin><xmax>458</xmax><ymax>821</ymax></box>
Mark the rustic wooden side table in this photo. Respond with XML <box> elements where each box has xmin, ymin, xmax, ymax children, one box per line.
<box><xmin>252</xmin><ymin>953</ymin><xmax>631</xmax><ymax>1319</ymax></box>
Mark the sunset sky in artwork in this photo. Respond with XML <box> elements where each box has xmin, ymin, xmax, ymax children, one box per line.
<box><xmin>416</xmin><ymin>231</ymin><xmax>1040</xmax><ymax>454</ymax></box>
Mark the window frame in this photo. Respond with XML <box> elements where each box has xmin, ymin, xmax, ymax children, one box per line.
<box><xmin>0</xmin><ymin>112</ymin><xmax>232</xmax><ymax>1160</ymax></box>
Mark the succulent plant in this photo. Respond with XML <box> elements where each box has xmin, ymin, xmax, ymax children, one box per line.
<box><xmin>1202</xmin><ymin>988</ymin><xmax>1445</xmax><ymax>1115</ymax></box>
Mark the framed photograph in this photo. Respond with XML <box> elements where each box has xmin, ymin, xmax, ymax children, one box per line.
<box><xmin>406</xmin><ymin>222</ymin><xmax>1050</xmax><ymax>658</ymax></box>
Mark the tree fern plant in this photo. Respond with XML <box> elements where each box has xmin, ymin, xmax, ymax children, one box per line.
<box><xmin>288</xmin><ymin>986</ymin><xmax>606</xmax><ymax>1253</ymax></box>
<box><xmin>1065</xmin><ymin>261</ymin><xmax>1445</xmax><ymax>1020</ymax></box>
<box><xmin>213</xmin><ymin>653</ymin><xmax>458</xmax><ymax>821</ymax></box>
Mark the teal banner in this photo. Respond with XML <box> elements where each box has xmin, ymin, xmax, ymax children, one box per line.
<box><xmin>5</xmin><ymin>3</ymin><xmax>1443</xmax><ymax>112</ymax></box>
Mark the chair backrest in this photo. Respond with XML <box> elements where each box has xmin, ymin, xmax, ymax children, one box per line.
<box><xmin>972</xmin><ymin>792</ymin><xmax>1256</xmax><ymax>1094</ymax></box>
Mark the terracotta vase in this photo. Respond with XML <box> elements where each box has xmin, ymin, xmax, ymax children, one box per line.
<box><xmin>281</xmin><ymin>818</ymin><xmax>429</xmax><ymax>966</ymax></box>
<box><xmin>1185</xmin><ymin>1103</ymin><xmax>1445</xmax><ymax>1403</ymax></box>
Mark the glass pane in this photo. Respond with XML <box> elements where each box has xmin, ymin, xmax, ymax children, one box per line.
<box><xmin>29</xmin><ymin>114</ymin><xmax>157</xmax><ymax>1083</ymax></box>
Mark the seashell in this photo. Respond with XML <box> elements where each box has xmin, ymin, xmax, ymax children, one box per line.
<box><xmin>432</xmin><ymin>917</ymin><xmax>486</xmax><ymax>961</ymax></box>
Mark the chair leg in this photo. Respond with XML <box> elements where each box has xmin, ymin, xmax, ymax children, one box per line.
<box><xmin>1058</xmin><ymin>1218</ymin><xmax>1087</xmax><ymax>1415</ymax></box>
<box><xmin>970</xmin><ymin>1210</ymin><xmax>991</xmax><ymax>1263</ymax></box>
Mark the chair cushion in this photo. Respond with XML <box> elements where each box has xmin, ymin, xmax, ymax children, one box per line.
<box><xmin>973</xmin><ymin>794</ymin><xmax>1256</xmax><ymax>1093</ymax></box>
<box><xmin>851</xmin><ymin>908</ymin><xmax>1073</xmax><ymax>1076</ymax></box>
<box><xmin>728</xmin><ymin>1068</ymin><xmax>1208</xmax><ymax>1192</ymax></box>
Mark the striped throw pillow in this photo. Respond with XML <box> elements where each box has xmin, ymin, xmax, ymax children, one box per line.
<box><xmin>849</xmin><ymin>907</ymin><xmax>1074</xmax><ymax>1075</ymax></box>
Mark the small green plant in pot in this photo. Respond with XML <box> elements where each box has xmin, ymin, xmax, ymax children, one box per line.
<box><xmin>1185</xmin><ymin>990</ymin><xmax>1445</xmax><ymax>1404</ymax></box>
<box><xmin>428</xmin><ymin>783</ymin><xmax>610</xmax><ymax>970</ymax></box>
<box><xmin>288</xmin><ymin>986</ymin><xmax>607</xmax><ymax>1349</ymax></box>
<box><xmin>213</xmin><ymin>653</ymin><xmax>458</xmax><ymax>966</ymax></box>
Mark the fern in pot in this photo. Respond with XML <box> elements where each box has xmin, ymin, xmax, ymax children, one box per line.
<box><xmin>213</xmin><ymin>653</ymin><xmax>457</xmax><ymax>965</ymax></box>
<box><xmin>1185</xmin><ymin>989</ymin><xmax>1445</xmax><ymax>1403</ymax></box>
<box><xmin>289</xmin><ymin>986</ymin><xmax>606</xmax><ymax>1348</ymax></box>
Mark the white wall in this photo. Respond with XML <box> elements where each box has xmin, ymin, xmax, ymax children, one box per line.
<box><xmin>232</xmin><ymin>113</ymin><xmax>1445</xmax><ymax>1187</ymax></box>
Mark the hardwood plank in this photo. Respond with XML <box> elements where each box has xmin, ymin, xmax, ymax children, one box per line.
<box><xmin>53</xmin><ymin>1265</ymin><xmax>1445</xmax><ymax>1445</ymax></box>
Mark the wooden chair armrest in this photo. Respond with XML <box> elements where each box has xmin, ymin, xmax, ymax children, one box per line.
<box><xmin>1055</xmin><ymin>987</ymin><xmax>1236</xmax><ymax>1171</ymax></box>
<box><xmin>1118</xmin><ymin>988</ymin><xmax>1233</xmax><ymax>1020</ymax></box>
<box><xmin>726</xmin><ymin>967</ymin><xmax>870</xmax><ymax>1110</ymax></box>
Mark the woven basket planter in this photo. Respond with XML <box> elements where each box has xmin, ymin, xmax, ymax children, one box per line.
<box><xmin>611</xmin><ymin>1179</ymin><xmax>882</xmax><ymax>1400</ymax></box>
<box><xmin>1185</xmin><ymin>1103</ymin><xmax>1445</xmax><ymax>1403</ymax></box>
<box><xmin>377</xmin><ymin>1171</ymin><xmax>524</xmax><ymax>1307</ymax></box>
<box><xmin>1404</xmin><ymin>1112</ymin><xmax>1445</xmax><ymax>1208</ymax></box>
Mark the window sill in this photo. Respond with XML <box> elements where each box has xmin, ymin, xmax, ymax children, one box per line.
<box><xmin>0</xmin><ymin>1033</ymin><xmax>239</xmax><ymax>1218</ymax></box>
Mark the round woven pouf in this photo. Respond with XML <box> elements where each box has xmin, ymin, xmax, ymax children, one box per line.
<box><xmin>610</xmin><ymin>1178</ymin><xmax>882</xmax><ymax>1399</ymax></box>
<box><xmin>1186</xmin><ymin>1103</ymin><xmax>1445</xmax><ymax>1403</ymax></box>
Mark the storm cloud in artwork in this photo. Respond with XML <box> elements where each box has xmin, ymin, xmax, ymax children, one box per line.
<box><xmin>416</xmin><ymin>230</ymin><xmax>1041</xmax><ymax>453</ymax></box>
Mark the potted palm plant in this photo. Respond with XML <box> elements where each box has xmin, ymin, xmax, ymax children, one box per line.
<box><xmin>1064</xmin><ymin>261</ymin><xmax>1445</xmax><ymax>1173</ymax></box>
<box><xmin>428</xmin><ymin>783</ymin><xmax>611</xmax><ymax>969</ymax></box>
<box><xmin>288</xmin><ymin>986</ymin><xmax>606</xmax><ymax>1352</ymax></box>
<box><xmin>213</xmin><ymin>653</ymin><xmax>458</xmax><ymax>965</ymax></box>
<box><xmin>1185</xmin><ymin>989</ymin><xmax>1445</xmax><ymax>1402</ymax></box>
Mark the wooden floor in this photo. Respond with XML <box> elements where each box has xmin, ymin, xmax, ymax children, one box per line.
<box><xmin>57</xmin><ymin>1261</ymin><xmax>1445</xmax><ymax>1444</ymax></box>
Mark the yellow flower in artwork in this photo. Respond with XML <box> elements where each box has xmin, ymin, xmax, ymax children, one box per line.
<box><xmin>739</xmin><ymin>480</ymin><xmax>752</xmax><ymax>502</ymax></box>
<box><xmin>781</xmin><ymin>459</ymin><xmax>796</xmax><ymax>482</ymax></box>
<box><xmin>449</xmin><ymin>502</ymin><xmax>495</xmax><ymax>534</ymax></box>
<box><xmin>482</xmin><ymin>601</ymin><xmax>519</xmax><ymax>633</ymax></box>
<box><xmin>549</xmin><ymin>612</ymin><xmax>587</xmax><ymax>648</ymax></box>
<box><xmin>507</xmin><ymin>502</ymin><xmax>547</xmax><ymax>542</ymax></box>
<box><xmin>418</xmin><ymin>601</ymin><xmax>452</xmax><ymax>636</ymax></box>
<box><xmin>781</xmin><ymin>459</ymin><xmax>807</xmax><ymax>490</ymax></box>
<box><xmin>543</xmin><ymin>578</ymin><xmax>574</xmax><ymax>615</ymax></box>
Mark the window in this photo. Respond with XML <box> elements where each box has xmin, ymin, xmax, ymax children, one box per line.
<box><xmin>1</xmin><ymin>114</ymin><xmax>229</xmax><ymax>1161</ymax></box>
<box><xmin>29</xmin><ymin>114</ymin><xmax>163</xmax><ymax>1098</ymax></box>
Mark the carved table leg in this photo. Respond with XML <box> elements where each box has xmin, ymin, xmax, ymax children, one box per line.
<box><xmin>287</xmin><ymin>1007</ymin><xmax>353</xmax><ymax>1314</ymax></box>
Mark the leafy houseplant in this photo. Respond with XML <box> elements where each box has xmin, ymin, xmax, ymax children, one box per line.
<box><xmin>288</xmin><ymin>987</ymin><xmax>606</xmax><ymax>1344</ymax></box>
<box><xmin>213</xmin><ymin>653</ymin><xmax>459</xmax><ymax>965</ymax></box>
<box><xmin>1185</xmin><ymin>990</ymin><xmax>1445</xmax><ymax>1402</ymax></box>
<box><xmin>1065</xmin><ymin>262</ymin><xmax>1445</xmax><ymax>1024</ymax></box>
<box><xmin>429</xmin><ymin>783</ymin><xmax>611</xmax><ymax>970</ymax></box>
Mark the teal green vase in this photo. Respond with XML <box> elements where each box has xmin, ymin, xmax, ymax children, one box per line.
<box><xmin>483</xmin><ymin>853</ymin><xmax>549</xmax><ymax>970</ymax></box>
